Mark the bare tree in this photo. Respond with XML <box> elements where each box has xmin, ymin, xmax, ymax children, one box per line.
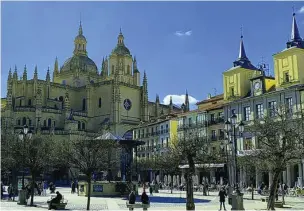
<box><xmin>171</xmin><ymin>131</ymin><xmax>216</xmax><ymax>210</ymax></box>
<box><xmin>2</xmin><ymin>134</ymin><xmax>54</xmax><ymax>206</ymax></box>
<box><xmin>245</xmin><ymin>106</ymin><xmax>304</xmax><ymax>210</ymax></box>
<box><xmin>58</xmin><ymin>138</ymin><xmax>119</xmax><ymax>210</ymax></box>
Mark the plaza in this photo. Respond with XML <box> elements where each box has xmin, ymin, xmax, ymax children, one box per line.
<box><xmin>1</xmin><ymin>187</ymin><xmax>304</xmax><ymax>210</ymax></box>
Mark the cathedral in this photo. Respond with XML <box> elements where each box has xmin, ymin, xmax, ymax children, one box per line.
<box><xmin>1</xmin><ymin>22</ymin><xmax>182</xmax><ymax>138</ymax></box>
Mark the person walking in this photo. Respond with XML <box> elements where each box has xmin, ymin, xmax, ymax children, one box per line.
<box><xmin>218</xmin><ymin>186</ymin><xmax>227</xmax><ymax>211</ymax></box>
<box><xmin>71</xmin><ymin>181</ymin><xmax>75</xmax><ymax>194</ymax></box>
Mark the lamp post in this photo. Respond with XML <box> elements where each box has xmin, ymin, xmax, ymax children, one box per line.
<box><xmin>17</xmin><ymin>125</ymin><xmax>32</xmax><ymax>205</ymax></box>
<box><xmin>224</xmin><ymin>114</ymin><xmax>244</xmax><ymax>194</ymax></box>
<box><xmin>18</xmin><ymin>125</ymin><xmax>33</xmax><ymax>189</ymax></box>
<box><xmin>220</xmin><ymin>140</ymin><xmax>229</xmax><ymax>183</ymax></box>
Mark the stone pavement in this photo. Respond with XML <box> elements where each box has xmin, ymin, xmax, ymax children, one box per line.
<box><xmin>1</xmin><ymin>187</ymin><xmax>303</xmax><ymax>210</ymax></box>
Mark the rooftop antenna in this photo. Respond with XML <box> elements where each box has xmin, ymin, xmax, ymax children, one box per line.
<box><xmin>240</xmin><ymin>26</ymin><xmax>243</xmax><ymax>38</ymax></box>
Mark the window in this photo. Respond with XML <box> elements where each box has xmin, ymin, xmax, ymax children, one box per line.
<box><xmin>218</xmin><ymin>112</ymin><xmax>223</xmax><ymax>119</ymax></box>
<box><xmin>82</xmin><ymin>122</ymin><xmax>85</xmax><ymax>130</ymax></box>
<box><xmin>53</xmin><ymin>121</ymin><xmax>56</xmax><ymax>127</ymax></box>
<box><xmin>219</xmin><ymin>129</ymin><xmax>225</xmax><ymax>139</ymax></box>
<box><xmin>284</xmin><ymin>72</ymin><xmax>290</xmax><ymax>83</ymax></box>
<box><xmin>285</xmin><ymin>97</ymin><xmax>293</xmax><ymax>114</ymax></box>
<box><xmin>59</xmin><ymin>96</ymin><xmax>64</xmax><ymax>102</ymax></box>
<box><xmin>211</xmin><ymin>130</ymin><xmax>216</xmax><ymax>140</ymax></box>
<box><xmin>78</xmin><ymin>121</ymin><xmax>81</xmax><ymax>130</ymax></box>
<box><xmin>43</xmin><ymin>120</ymin><xmax>46</xmax><ymax>127</ymax></box>
<box><xmin>62</xmin><ymin>80</ymin><xmax>66</xmax><ymax>85</ymax></box>
<box><xmin>166</xmin><ymin>124</ymin><xmax>168</xmax><ymax>133</ymax></box>
<box><xmin>230</xmin><ymin>87</ymin><xmax>235</xmax><ymax>96</ymax></box>
<box><xmin>244</xmin><ymin>139</ymin><xmax>252</xmax><ymax>150</ymax></box>
<box><xmin>244</xmin><ymin>106</ymin><xmax>251</xmax><ymax>121</ymax></box>
<box><xmin>161</xmin><ymin>138</ymin><xmax>164</xmax><ymax>147</ymax></box>
<box><xmin>17</xmin><ymin>119</ymin><xmax>21</xmax><ymax>125</ymax></box>
<box><xmin>256</xmin><ymin>104</ymin><xmax>264</xmax><ymax>119</ymax></box>
<box><xmin>231</xmin><ymin>109</ymin><xmax>236</xmax><ymax>115</ymax></box>
<box><xmin>48</xmin><ymin>118</ymin><xmax>52</xmax><ymax>127</ymax></box>
<box><xmin>111</xmin><ymin>65</ymin><xmax>115</xmax><ymax>74</ymax></box>
<box><xmin>22</xmin><ymin>117</ymin><xmax>26</xmax><ymax>125</ymax></box>
<box><xmin>188</xmin><ymin>118</ymin><xmax>192</xmax><ymax>126</ymax></box>
<box><xmin>19</xmin><ymin>100</ymin><xmax>22</xmax><ymax>107</ymax></box>
<box><xmin>161</xmin><ymin>125</ymin><xmax>163</xmax><ymax>134</ymax></box>
<box><xmin>99</xmin><ymin>98</ymin><xmax>101</xmax><ymax>108</ymax></box>
<box><xmin>28</xmin><ymin>99</ymin><xmax>32</xmax><ymax>106</ymax></box>
<box><xmin>82</xmin><ymin>98</ymin><xmax>86</xmax><ymax>111</ymax></box>
<box><xmin>268</xmin><ymin>101</ymin><xmax>277</xmax><ymax>117</ymax></box>
<box><xmin>210</xmin><ymin>114</ymin><xmax>215</xmax><ymax>122</ymax></box>
<box><xmin>29</xmin><ymin>119</ymin><xmax>32</xmax><ymax>126</ymax></box>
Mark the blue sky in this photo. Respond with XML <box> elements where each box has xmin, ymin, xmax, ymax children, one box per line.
<box><xmin>1</xmin><ymin>1</ymin><xmax>304</xmax><ymax>106</ymax></box>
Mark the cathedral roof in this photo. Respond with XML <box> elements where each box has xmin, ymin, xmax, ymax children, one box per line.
<box><xmin>60</xmin><ymin>55</ymin><xmax>97</xmax><ymax>73</ymax></box>
<box><xmin>111</xmin><ymin>29</ymin><xmax>131</xmax><ymax>56</ymax></box>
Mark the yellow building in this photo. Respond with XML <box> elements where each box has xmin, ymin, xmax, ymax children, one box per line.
<box><xmin>1</xmin><ymin>22</ymin><xmax>181</xmax><ymax>138</ymax></box>
<box><xmin>222</xmin><ymin>13</ymin><xmax>304</xmax><ymax>188</ymax></box>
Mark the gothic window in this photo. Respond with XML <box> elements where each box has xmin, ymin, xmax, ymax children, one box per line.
<box><xmin>127</xmin><ymin>65</ymin><xmax>130</xmax><ymax>74</ymax></box>
<box><xmin>82</xmin><ymin>122</ymin><xmax>85</xmax><ymax>130</ymax></box>
<box><xmin>28</xmin><ymin>99</ymin><xmax>32</xmax><ymax>106</ymax></box>
<box><xmin>48</xmin><ymin>118</ymin><xmax>52</xmax><ymax>127</ymax></box>
<box><xmin>82</xmin><ymin>98</ymin><xmax>86</xmax><ymax>111</ymax></box>
<box><xmin>22</xmin><ymin>117</ymin><xmax>26</xmax><ymax>125</ymax></box>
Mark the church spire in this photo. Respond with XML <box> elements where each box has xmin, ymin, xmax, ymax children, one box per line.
<box><xmin>46</xmin><ymin>67</ymin><xmax>50</xmax><ymax>81</ymax></box>
<box><xmin>73</xmin><ymin>20</ymin><xmax>87</xmax><ymax>56</ymax></box>
<box><xmin>117</xmin><ymin>27</ymin><xmax>125</xmax><ymax>45</ymax></box>
<box><xmin>238</xmin><ymin>27</ymin><xmax>248</xmax><ymax>61</ymax></box>
<box><xmin>34</xmin><ymin>65</ymin><xmax>38</xmax><ymax>80</ymax></box>
<box><xmin>185</xmin><ymin>90</ymin><xmax>190</xmax><ymax>112</ymax></box>
<box><xmin>13</xmin><ymin>65</ymin><xmax>18</xmax><ymax>80</ymax></box>
<box><xmin>23</xmin><ymin>65</ymin><xmax>27</xmax><ymax>80</ymax></box>
<box><xmin>8</xmin><ymin>67</ymin><xmax>12</xmax><ymax>81</ymax></box>
<box><xmin>54</xmin><ymin>57</ymin><xmax>59</xmax><ymax>75</ymax></box>
<box><xmin>287</xmin><ymin>11</ymin><xmax>304</xmax><ymax>48</ymax></box>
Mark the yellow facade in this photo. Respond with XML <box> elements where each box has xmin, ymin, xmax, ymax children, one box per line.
<box><xmin>1</xmin><ymin>23</ymin><xmax>180</xmax><ymax>138</ymax></box>
<box><xmin>273</xmin><ymin>47</ymin><xmax>304</xmax><ymax>88</ymax></box>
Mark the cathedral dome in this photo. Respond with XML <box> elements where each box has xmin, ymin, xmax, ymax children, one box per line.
<box><xmin>112</xmin><ymin>45</ymin><xmax>131</xmax><ymax>55</ymax></box>
<box><xmin>111</xmin><ymin>29</ymin><xmax>131</xmax><ymax>56</ymax></box>
<box><xmin>60</xmin><ymin>55</ymin><xmax>97</xmax><ymax>73</ymax></box>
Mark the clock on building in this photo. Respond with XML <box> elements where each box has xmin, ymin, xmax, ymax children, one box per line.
<box><xmin>123</xmin><ymin>99</ymin><xmax>132</xmax><ymax>111</ymax></box>
<box><xmin>254</xmin><ymin>81</ymin><xmax>261</xmax><ymax>90</ymax></box>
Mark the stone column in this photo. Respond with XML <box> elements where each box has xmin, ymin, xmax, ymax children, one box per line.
<box><xmin>269</xmin><ymin>171</ymin><xmax>273</xmax><ymax>188</ymax></box>
<box><xmin>282</xmin><ymin>171</ymin><xmax>287</xmax><ymax>184</ymax></box>
<box><xmin>287</xmin><ymin>164</ymin><xmax>291</xmax><ymax>187</ymax></box>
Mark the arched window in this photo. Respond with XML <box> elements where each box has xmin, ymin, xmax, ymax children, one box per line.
<box><xmin>19</xmin><ymin>100</ymin><xmax>22</xmax><ymax>106</ymax></box>
<box><xmin>127</xmin><ymin>65</ymin><xmax>130</xmax><ymax>74</ymax></box>
<box><xmin>29</xmin><ymin>119</ymin><xmax>32</xmax><ymax>126</ymax></box>
<box><xmin>82</xmin><ymin>122</ymin><xmax>85</xmax><ymax>130</ymax></box>
<box><xmin>28</xmin><ymin>99</ymin><xmax>32</xmax><ymax>106</ymax></box>
<box><xmin>44</xmin><ymin>120</ymin><xmax>47</xmax><ymax>127</ymax></box>
<box><xmin>99</xmin><ymin>98</ymin><xmax>101</xmax><ymax>108</ymax></box>
<box><xmin>82</xmin><ymin>98</ymin><xmax>86</xmax><ymax>111</ymax></box>
<box><xmin>53</xmin><ymin>121</ymin><xmax>56</xmax><ymax>127</ymax></box>
<box><xmin>48</xmin><ymin>118</ymin><xmax>51</xmax><ymax>127</ymax></box>
<box><xmin>78</xmin><ymin>121</ymin><xmax>81</xmax><ymax>130</ymax></box>
<box><xmin>17</xmin><ymin>119</ymin><xmax>21</xmax><ymax>125</ymax></box>
<box><xmin>22</xmin><ymin>117</ymin><xmax>26</xmax><ymax>125</ymax></box>
<box><xmin>59</xmin><ymin>96</ymin><xmax>63</xmax><ymax>101</ymax></box>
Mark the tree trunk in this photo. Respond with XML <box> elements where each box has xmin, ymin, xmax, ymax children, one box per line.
<box><xmin>267</xmin><ymin>170</ymin><xmax>281</xmax><ymax>210</ymax></box>
<box><xmin>30</xmin><ymin>173</ymin><xmax>36</xmax><ymax>206</ymax></box>
<box><xmin>186</xmin><ymin>155</ymin><xmax>195</xmax><ymax>210</ymax></box>
<box><xmin>86</xmin><ymin>172</ymin><xmax>92</xmax><ymax>210</ymax></box>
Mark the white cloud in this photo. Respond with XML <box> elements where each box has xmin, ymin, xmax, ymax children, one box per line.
<box><xmin>174</xmin><ymin>30</ymin><xmax>192</xmax><ymax>37</ymax></box>
<box><xmin>163</xmin><ymin>94</ymin><xmax>198</xmax><ymax>105</ymax></box>
<box><xmin>298</xmin><ymin>6</ymin><xmax>304</xmax><ymax>14</ymax></box>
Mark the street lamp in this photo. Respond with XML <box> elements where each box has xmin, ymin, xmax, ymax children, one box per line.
<box><xmin>224</xmin><ymin>115</ymin><xmax>244</xmax><ymax>194</ymax></box>
<box><xmin>18</xmin><ymin>125</ymin><xmax>33</xmax><ymax>189</ymax></box>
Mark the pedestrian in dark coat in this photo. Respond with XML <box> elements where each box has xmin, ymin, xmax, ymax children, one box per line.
<box><xmin>218</xmin><ymin>186</ymin><xmax>227</xmax><ymax>210</ymax></box>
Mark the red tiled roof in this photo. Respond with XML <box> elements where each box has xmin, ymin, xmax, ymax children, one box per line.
<box><xmin>196</xmin><ymin>94</ymin><xmax>224</xmax><ymax>105</ymax></box>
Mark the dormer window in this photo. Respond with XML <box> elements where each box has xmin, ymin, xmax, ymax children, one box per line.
<box><xmin>230</xmin><ymin>87</ymin><xmax>235</xmax><ymax>96</ymax></box>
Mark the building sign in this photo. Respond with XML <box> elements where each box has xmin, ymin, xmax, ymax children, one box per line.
<box><xmin>93</xmin><ymin>184</ymin><xmax>103</xmax><ymax>192</ymax></box>
<box><xmin>123</xmin><ymin>99</ymin><xmax>132</xmax><ymax>110</ymax></box>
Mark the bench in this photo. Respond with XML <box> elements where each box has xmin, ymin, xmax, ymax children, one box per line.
<box><xmin>47</xmin><ymin>200</ymin><xmax>67</xmax><ymax>210</ymax></box>
<box><xmin>126</xmin><ymin>202</ymin><xmax>150</xmax><ymax>211</ymax></box>
<box><xmin>261</xmin><ymin>197</ymin><xmax>269</xmax><ymax>202</ymax></box>
<box><xmin>274</xmin><ymin>201</ymin><xmax>284</xmax><ymax>208</ymax></box>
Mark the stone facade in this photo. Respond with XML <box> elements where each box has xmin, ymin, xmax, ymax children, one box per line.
<box><xmin>1</xmin><ymin>23</ymin><xmax>181</xmax><ymax>139</ymax></box>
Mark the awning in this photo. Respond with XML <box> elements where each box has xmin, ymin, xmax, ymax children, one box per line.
<box><xmin>179</xmin><ymin>163</ymin><xmax>225</xmax><ymax>169</ymax></box>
